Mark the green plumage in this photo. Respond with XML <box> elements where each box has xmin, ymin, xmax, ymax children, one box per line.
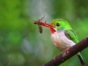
<box><xmin>65</xmin><ymin>30</ymin><xmax>79</xmax><ymax>43</ymax></box>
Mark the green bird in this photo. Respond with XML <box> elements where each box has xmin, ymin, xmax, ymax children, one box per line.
<box><xmin>49</xmin><ymin>19</ymin><xmax>85</xmax><ymax>65</ymax></box>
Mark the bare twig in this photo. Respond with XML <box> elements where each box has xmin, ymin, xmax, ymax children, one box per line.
<box><xmin>44</xmin><ymin>37</ymin><xmax>88</xmax><ymax>66</ymax></box>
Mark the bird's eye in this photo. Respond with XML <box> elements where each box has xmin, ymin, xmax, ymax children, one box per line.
<box><xmin>56</xmin><ymin>23</ymin><xmax>60</xmax><ymax>26</ymax></box>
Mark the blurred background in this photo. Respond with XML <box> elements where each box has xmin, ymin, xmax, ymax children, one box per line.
<box><xmin>0</xmin><ymin>0</ymin><xmax>88</xmax><ymax>66</ymax></box>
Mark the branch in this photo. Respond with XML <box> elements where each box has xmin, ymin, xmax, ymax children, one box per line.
<box><xmin>44</xmin><ymin>37</ymin><xmax>88</xmax><ymax>66</ymax></box>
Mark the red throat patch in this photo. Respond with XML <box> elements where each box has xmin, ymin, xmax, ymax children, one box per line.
<box><xmin>50</xmin><ymin>27</ymin><xmax>56</xmax><ymax>34</ymax></box>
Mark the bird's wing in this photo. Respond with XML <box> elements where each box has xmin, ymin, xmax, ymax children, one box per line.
<box><xmin>65</xmin><ymin>30</ymin><xmax>79</xmax><ymax>43</ymax></box>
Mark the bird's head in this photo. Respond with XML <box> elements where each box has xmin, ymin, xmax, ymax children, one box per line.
<box><xmin>50</xmin><ymin>19</ymin><xmax>72</xmax><ymax>31</ymax></box>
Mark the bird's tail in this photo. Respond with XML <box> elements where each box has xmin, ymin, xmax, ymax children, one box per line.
<box><xmin>77</xmin><ymin>52</ymin><xmax>85</xmax><ymax>66</ymax></box>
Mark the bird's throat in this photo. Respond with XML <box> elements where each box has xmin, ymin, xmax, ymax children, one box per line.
<box><xmin>50</xmin><ymin>27</ymin><xmax>56</xmax><ymax>34</ymax></box>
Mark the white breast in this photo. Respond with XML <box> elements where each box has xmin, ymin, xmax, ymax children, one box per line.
<box><xmin>51</xmin><ymin>30</ymin><xmax>75</xmax><ymax>51</ymax></box>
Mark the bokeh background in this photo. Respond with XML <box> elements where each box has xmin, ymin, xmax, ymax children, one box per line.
<box><xmin>0</xmin><ymin>0</ymin><xmax>88</xmax><ymax>66</ymax></box>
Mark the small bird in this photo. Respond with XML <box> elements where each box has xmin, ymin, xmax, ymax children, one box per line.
<box><xmin>49</xmin><ymin>19</ymin><xmax>85</xmax><ymax>65</ymax></box>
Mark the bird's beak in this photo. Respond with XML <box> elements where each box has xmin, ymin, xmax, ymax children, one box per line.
<box><xmin>50</xmin><ymin>24</ymin><xmax>55</xmax><ymax>28</ymax></box>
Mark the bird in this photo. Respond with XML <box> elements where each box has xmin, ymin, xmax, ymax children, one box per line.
<box><xmin>49</xmin><ymin>19</ymin><xmax>85</xmax><ymax>65</ymax></box>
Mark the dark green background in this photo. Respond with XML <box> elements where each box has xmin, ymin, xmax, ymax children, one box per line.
<box><xmin>0</xmin><ymin>0</ymin><xmax>88</xmax><ymax>66</ymax></box>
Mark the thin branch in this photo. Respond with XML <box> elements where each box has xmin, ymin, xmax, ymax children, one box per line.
<box><xmin>44</xmin><ymin>37</ymin><xmax>88</xmax><ymax>66</ymax></box>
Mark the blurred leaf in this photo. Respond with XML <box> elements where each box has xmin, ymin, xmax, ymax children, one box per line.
<box><xmin>7</xmin><ymin>53</ymin><xmax>25</xmax><ymax>66</ymax></box>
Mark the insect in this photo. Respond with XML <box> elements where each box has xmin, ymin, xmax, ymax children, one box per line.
<box><xmin>34</xmin><ymin>15</ymin><xmax>54</xmax><ymax>34</ymax></box>
<box><xmin>34</xmin><ymin>15</ymin><xmax>45</xmax><ymax>33</ymax></box>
